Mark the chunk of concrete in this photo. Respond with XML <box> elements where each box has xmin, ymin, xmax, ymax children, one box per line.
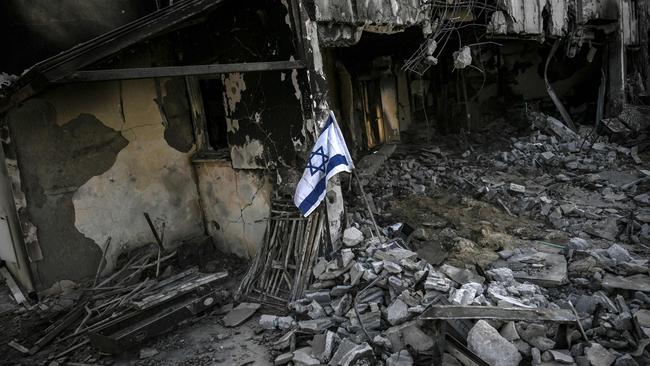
<box><xmin>585</xmin><ymin>343</ymin><xmax>616</xmax><ymax>366</ymax></box>
<box><xmin>386</xmin><ymin>350</ymin><xmax>414</xmax><ymax>366</ymax></box>
<box><xmin>293</xmin><ymin>347</ymin><xmax>320</xmax><ymax>366</ymax></box>
<box><xmin>387</xmin><ymin>298</ymin><xmax>410</xmax><ymax>325</ymax></box>
<box><xmin>223</xmin><ymin>302</ymin><xmax>261</xmax><ymax>327</ymax></box>
<box><xmin>343</xmin><ymin>227</ymin><xmax>364</xmax><ymax>247</ymax></box>
<box><xmin>467</xmin><ymin>320</ymin><xmax>522</xmax><ymax>366</ymax></box>
<box><xmin>487</xmin><ymin>268</ymin><xmax>515</xmax><ymax>283</ymax></box>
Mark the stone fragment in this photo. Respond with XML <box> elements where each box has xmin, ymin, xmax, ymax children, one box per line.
<box><xmin>337</xmin><ymin>342</ymin><xmax>375</xmax><ymax>366</ymax></box>
<box><xmin>387</xmin><ymin>299</ymin><xmax>410</xmax><ymax>325</ymax></box>
<box><xmin>292</xmin><ymin>347</ymin><xmax>319</xmax><ymax>366</ymax></box>
<box><xmin>341</xmin><ymin>249</ymin><xmax>354</xmax><ymax>267</ymax></box>
<box><xmin>386</xmin><ymin>350</ymin><xmax>413</xmax><ymax>366</ymax></box>
<box><xmin>311</xmin><ymin>330</ymin><xmax>338</xmax><ymax>362</ymax></box>
<box><xmin>500</xmin><ymin>321</ymin><xmax>520</xmax><ymax>341</ymax></box>
<box><xmin>607</xmin><ymin>244</ymin><xmax>633</xmax><ymax>264</ymax></box>
<box><xmin>519</xmin><ymin>323</ymin><xmax>556</xmax><ymax>351</ymax></box>
<box><xmin>487</xmin><ymin>267</ymin><xmax>515</xmax><ymax>283</ymax></box>
<box><xmin>305</xmin><ymin>290</ymin><xmax>331</xmax><ymax>304</ymax></box>
<box><xmin>585</xmin><ymin>343</ymin><xmax>616</xmax><ymax>366</ymax></box>
<box><xmin>331</xmin><ymin>294</ymin><xmax>352</xmax><ymax>317</ymax></box>
<box><xmin>383</xmin><ymin>260</ymin><xmax>403</xmax><ymax>274</ymax></box>
<box><xmin>259</xmin><ymin>315</ymin><xmax>296</xmax><ymax>330</ymax></box>
<box><xmin>440</xmin><ymin>264</ymin><xmax>485</xmax><ymax>284</ymax></box>
<box><xmin>223</xmin><ymin>302</ymin><xmax>261</xmax><ymax>327</ymax></box>
<box><xmin>331</xmin><ymin>285</ymin><xmax>352</xmax><ymax>297</ymax></box>
<box><xmin>509</xmin><ymin>183</ymin><xmax>526</xmax><ymax>193</ymax></box>
<box><xmin>139</xmin><ymin>348</ymin><xmax>158</xmax><ymax>359</ymax></box>
<box><xmin>448</xmin><ymin>287</ymin><xmax>476</xmax><ymax>305</ymax></box>
<box><xmin>308</xmin><ymin>300</ymin><xmax>326</xmax><ymax>319</ymax></box>
<box><xmin>298</xmin><ymin>318</ymin><xmax>334</xmax><ymax>332</ymax></box>
<box><xmin>547</xmin><ymin>350</ymin><xmax>574</xmax><ymax>364</ymax></box>
<box><xmin>467</xmin><ymin>320</ymin><xmax>522</xmax><ymax>366</ymax></box>
<box><xmin>401</xmin><ymin>323</ymin><xmax>434</xmax><ymax>352</ymax></box>
<box><xmin>614</xmin><ymin>354</ymin><xmax>639</xmax><ymax>366</ymax></box>
<box><xmin>343</xmin><ymin>227</ymin><xmax>363</xmax><ymax>247</ymax></box>
<box><xmin>274</xmin><ymin>352</ymin><xmax>293</xmax><ymax>365</ymax></box>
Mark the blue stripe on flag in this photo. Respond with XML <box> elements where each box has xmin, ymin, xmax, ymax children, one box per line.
<box><xmin>298</xmin><ymin>154</ymin><xmax>348</xmax><ymax>215</ymax></box>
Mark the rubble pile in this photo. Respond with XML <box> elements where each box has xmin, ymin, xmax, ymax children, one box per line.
<box><xmin>262</xmin><ymin>223</ymin><xmax>649</xmax><ymax>365</ymax></box>
<box><xmin>362</xmin><ymin>112</ymin><xmax>649</xmax><ymax>246</ymax></box>
<box><xmin>260</xmin><ymin>113</ymin><xmax>649</xmax><ymax>365</ymax></box>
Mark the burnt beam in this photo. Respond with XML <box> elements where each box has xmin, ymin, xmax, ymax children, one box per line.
<box><xmin>56</xmin><ymin>60</ymin><xmax>307</xmax><ymax>82</ymax></box>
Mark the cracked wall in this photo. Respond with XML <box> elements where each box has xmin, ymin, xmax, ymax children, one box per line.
<box><xmin>5</xmin><ymin>79</ymin><xmax>204</xmax><ymax>287</ymax></box>
<box><xmin>195</xmin><ymin>161</ymin><xmax>271</xmax><ymax>258</ymax></box>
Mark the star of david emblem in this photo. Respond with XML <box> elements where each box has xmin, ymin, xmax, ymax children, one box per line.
<box><xmin>306</xmin><ymin>146</ymin><xmax>329</xmax><ymax>176</ymax></box>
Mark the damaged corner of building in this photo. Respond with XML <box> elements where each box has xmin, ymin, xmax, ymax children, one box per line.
<box><xmin>0</xmin><ymin>0</ymin><xmax>648</xmax><ymax>365</ymax></box>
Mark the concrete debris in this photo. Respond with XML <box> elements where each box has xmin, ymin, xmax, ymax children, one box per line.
<box><xmin>342</xmin><ymin>227</ymin><xmax>364</xmax><ymax>247</ymax></box>
<box><xmin>257</xmin><ymin>114</ymin><xmax>649</xmax><ymax>366</ymax></box>
<box><xmin>585</xmin><ymin>343</ymin><xmax>616</xmax><ymax>366</ymax></box>
<box><xmin>467</xmin><ymin>320</ymin><xmax>522</xmax><ymax>366</ymax></box>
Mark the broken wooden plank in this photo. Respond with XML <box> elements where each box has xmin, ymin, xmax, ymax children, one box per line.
<box><xmin>131</xmin><ymin>271</ymin><xmax>227</xmax><ymax>310</ymax></box>
<box><xmin>60</xmin><ymin>60</ymin><xmax>307</xmax><ymax>82</ymax></box>
<box><xmin>420</xmin><ymin>305</ymin><xmax>577</xmax><ymax>324</ymax></box>
<box><xmin>0</xmin><ymin>267</ymin><xmax>27</xmax><ymax>304</ymax></box>
<box><xmin>29</xmin><ymin>301</ymin><xmax>88</xmax><ymax>354</ymax></box>
<box><xmin>143</xmin><ymin>213</ymin><xmax>165</xmax><ymax>252</ymax></box>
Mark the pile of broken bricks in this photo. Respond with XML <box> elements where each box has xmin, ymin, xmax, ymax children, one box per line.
<box><xmin>246</xmin><ymin>222</ymin><xmax>650</xmax><ymax>365</ymax></box>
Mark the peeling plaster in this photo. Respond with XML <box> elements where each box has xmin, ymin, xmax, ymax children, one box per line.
<box><xmin>305</xmin><ymin>20</ymin><xmax>324</xmax><ymax>76</ymax></box>
<box><xmin>71</xmin><ymin>79</ymin><xmax>204</xmax><ymax>272</ymax></box>
<box><xmin>230</xmin><ymin>137</ymin><xmax>266</xmax><ymax>169</ymax></box>
<box><xmin>222</xmin><ymin>73</ymin><xmax>246</xmax><ymax>133</ymax></box>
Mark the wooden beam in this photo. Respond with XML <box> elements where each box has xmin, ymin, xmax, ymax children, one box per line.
<box><xmin>57</xmin><ymin>60</ymin><xmax>307</xmax><ymax>83</ymax></box>
<box><xmin>420</xmin><ymin>305</ymin><xmax>578</xmax><ymax>324</ymax></box>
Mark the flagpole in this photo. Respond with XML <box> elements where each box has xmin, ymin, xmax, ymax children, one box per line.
<box><xmin>353</xmin><ymin>170</ymin><xmax>383</xmax><ymax>242</ymax></box>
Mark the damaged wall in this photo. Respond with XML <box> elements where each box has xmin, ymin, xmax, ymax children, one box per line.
<box><xmin>195</xmin><ymin>161</ymin><xmax>272</xmax><ymax>258</ymax></box>
<box><xmin>4</xmin><ymin>79</ymin><xmax>204</xmax><ymax>287</ymax></box>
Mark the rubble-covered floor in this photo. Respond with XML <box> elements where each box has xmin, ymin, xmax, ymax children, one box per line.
<box><xmin>1</xmin><ymin>112</ymin><xmax>649</xmax><ymax>365</ymax></box>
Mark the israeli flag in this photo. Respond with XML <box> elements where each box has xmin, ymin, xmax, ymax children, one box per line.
<box><xmin>294</xmin><ymin>111</ymin><xmax>354</xmax><ymax>216</ymax></box>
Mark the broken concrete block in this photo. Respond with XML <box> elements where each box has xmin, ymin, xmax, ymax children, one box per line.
<box><xmin>311</xmin><ymin>330</ymin><xmax>338</xmax><ymax>363</ymax></box>
<box><xmin>274</xmin><ymin>352</ymin><xmax>293</xmax><ymax>365</ymax></box>
<box><xmin>607</xmin><ymin>244</ymin><xmax>633</xmax><ymax>264</ymax></box>
<box><xmin>343</xmin><ymin>227</ymin><xmax>364</xmax><ymax>247</ymax></box>
<box><xmin>308</xmin><ymin>300</ymin><xmax>326</xmax><ymax>319</ymax></box>
<box><xmin>499</xmin><ymin>321</ymin><xmax>520</xmax><ymax>341</ymax></box>
<box><xmin>585</xmin><ymin>343</ymin><xmax>616</xmax><ymax>366</ymax></box>
<box><xmin>337</xmin><ymin>342</ymin><xmax>375</xmax><ymax>366</ymax></box>
<box><xmin>305</xmin><ymin>290</ymin><xmax>332</xmax><ymax>304</ymax></box>
<box><xmin>259</xmin><ymin>315</ymin><xmax>296</xmax><ymax>330</ymax></box>
<box><xmin>386</xmin><ymin>350</ymin><xmax>413</xmax><ymax>366</ymax></box>
<box><xmin>387</xmin><ymin>298</ymin><xmax>410</xmax><ymax>325</ymax></box>
<box><xmin>330</xmin><ymin>285</ymin><xmax>352</xmax><ymax>297</ymax></box>
<box><xmin>331</xmin><ymin>294</ymin><xmax>352</xmax><ymax>317</ymax></box>
<box><xmin>547</xmin><ymin>350</ymin><xmax>574</xmax><ymax>364</ymax></box>
<box><xmin>401</xmin><ymin>323</ymin><xmax>434</xmax><ymax>352</ymax></box>
<box><xmin>487</xmin><ymin>267</ymin><xmax>515</xmax><ymax>283</ymax></box>
<box><xmin>448</xmin><ymin>287</ymin><xmax>476</xmax><ymax>305</ymax></box>
<box><xmin>298</xmin><ymin>318</ymin><xmax>334</xmax><ymax>333</ymax></box>
<box><xmin>341</xmin><ymin>249</ymin><xmax>354</xmax><ymax>267</ymax></box>
<box><xmin>467</xmin><ymin>320</ymin><xmax>522</xmax><ymax>366</ymax></box>
<box><xmin>292</xmin><ymin>347</ymin><xmax>320</xmax><ymax>366</ymax></box>
<box><xmin>518</xmin><ymin>323</ymin><xmax>556</xmax><ymax>351</ymax></box>
<box><xmin>383</xmin><ymin>260</ymin><xmax>403</xmax><ymax>274</ymax></box>
<box><xmin>350</xmin><ymin>262</ymin><xmax>364</xmax><ymax>286</ymax></box>
<box><xmin>440</xmin><ymin>264</ymin><xmax>485</xmax><ymax>284</ymax></box>
<box><xmin>509</xmin><ymin>183</ymin><xmax>526</xmax><ymax>193</ymax></box>
<box><xmin>425</xmin><ymin>275</ymin><xmax>453</xmax><ymax>292</ymax></box>
<box><xmin>329</xmin><ymin>339</ymin><xmax>358</xmax><ymax>366</ymax></box>
<box><xmin>223</xmin><ymin>302</ymin><xmax>261</xmax><ymax>327</ymax></box>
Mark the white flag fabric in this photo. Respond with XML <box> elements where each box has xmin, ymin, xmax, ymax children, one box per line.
<box><xmin>294</xmin><ymin>111</ymin><xmax>354</xmax><ymax>216</ymax></box>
